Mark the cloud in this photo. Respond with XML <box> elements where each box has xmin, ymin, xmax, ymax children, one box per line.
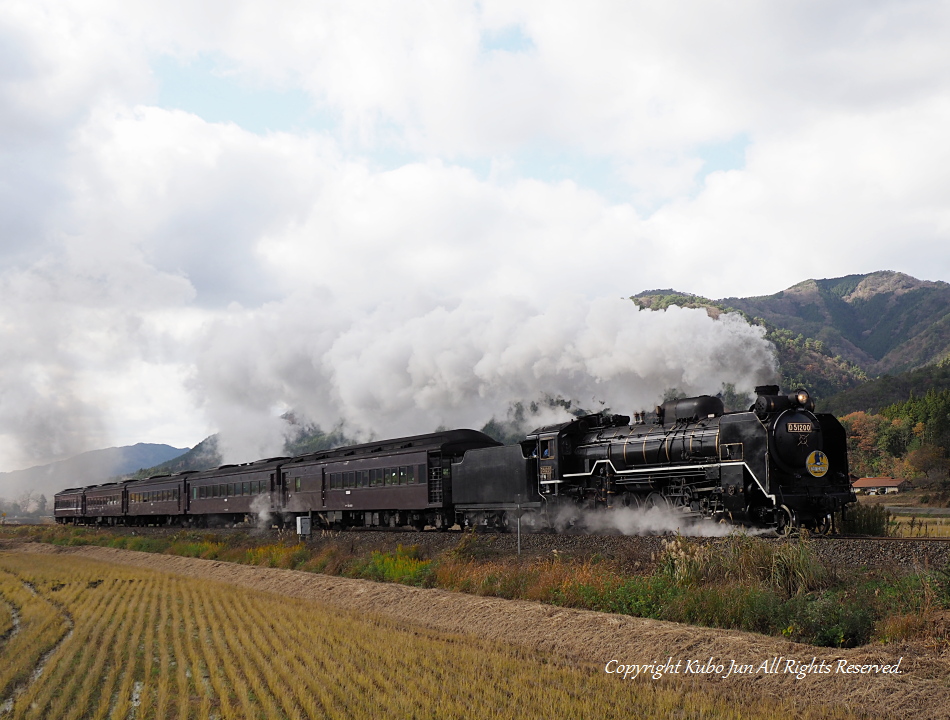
<box><xmin>2</xmin><ymin>0</ymin><xmax>950</xmax><ymax>475</ymax></box>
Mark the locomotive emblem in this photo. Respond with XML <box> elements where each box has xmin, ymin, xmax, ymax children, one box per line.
<box><xmin>806</xmin><ymin>450</ymin><xmax>829</xmax><ymax>477</ymax></box>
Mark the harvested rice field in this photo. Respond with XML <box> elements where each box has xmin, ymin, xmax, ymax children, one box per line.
<box><xmin>0</xmin><ymin>544</ymin><xmax>944</xmax><ymax>719</ymax></box>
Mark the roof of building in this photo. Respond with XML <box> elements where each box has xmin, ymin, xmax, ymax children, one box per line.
<box><xmin>851</xmin><ymin>477</ymin><xmax>911</xmax><ymax>488</ymax></box>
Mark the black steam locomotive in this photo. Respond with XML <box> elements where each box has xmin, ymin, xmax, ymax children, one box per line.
<box><xmin>55</xmin><ymin>385</ymin><xmax>854</xmax><ymax>534</ymax></box>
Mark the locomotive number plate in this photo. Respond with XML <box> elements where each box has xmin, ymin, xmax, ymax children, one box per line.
<box><xmin>787</xmin><ymin>423</ymin><xmax>812</xmax><ymax>433</ymax></box>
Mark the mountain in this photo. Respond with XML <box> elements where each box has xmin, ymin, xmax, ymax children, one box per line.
<box><xmin>127</xmin><ymin>424</ymin><xmax>355</xmax><ymax>480</ymax></box>
<box><xmin>125</xmin><ymin>436</ymin><xmax>221</xmax><ymax>478</ymax></box>
<box><xmin>721</xmin><ymin>272</ymin><xmax>950</xmax><ymax>375</ymax></box>
<box><xmin>634</xmin><ymin>272</ymin><xmax>950</xmax><ymax>403</ymax></box>
<box><xmin>0</xmin><ymin>443</ymin><xmax>190</xmax><ymax>501</ymax></box>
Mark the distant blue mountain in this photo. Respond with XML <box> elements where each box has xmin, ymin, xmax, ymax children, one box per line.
<box><xmin>0</xmin><ymin>443</ymin><xmax>190</xmax><ymax>501</ymax></box>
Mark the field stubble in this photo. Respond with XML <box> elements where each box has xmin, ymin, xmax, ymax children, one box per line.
<box><xmin>0</xmin><ymin>550</ymin><xmax>877</xmax><ymax>720</ymax></box>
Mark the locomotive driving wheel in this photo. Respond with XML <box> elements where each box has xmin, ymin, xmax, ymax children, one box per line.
<box><xmin>645</xmin><ymin>492</ymin><xmax>670</xmax><ymax>510</ymax></box>
<box><xmin>618</xmin><ymin>493</ymin><xmax>642</xmax><ymax>509</ymax></box>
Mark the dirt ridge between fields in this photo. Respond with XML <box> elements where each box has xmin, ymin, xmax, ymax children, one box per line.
<box><xmin>7</xmin><ymin>541</ymin><xmax>950</xmax><ymax>719</ymax></box>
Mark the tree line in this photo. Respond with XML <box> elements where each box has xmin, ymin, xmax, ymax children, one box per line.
<box><xmin>840</xmin><ymin>388</ymin><xmax>950</xmax><ymax>485</ymax></box>
<box><xmin>0</xmin><ymin>490</ymin><xmax>49</xmax><ymax>520</ymax></box>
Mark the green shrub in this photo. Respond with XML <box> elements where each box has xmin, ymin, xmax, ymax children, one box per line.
<box><xmin>836</xmin><ymin>503</ymin><xmax>892</xmax><ymax>536</ymax></box>
<box><xmin>351</xmin><ymin>545</ymin><xmax>432</xmax><ymax>586</ymax></box>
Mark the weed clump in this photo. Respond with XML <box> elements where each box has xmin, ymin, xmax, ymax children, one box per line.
<box><xmin>348</xmin><ymin>544</ymin><xmax>432</xmax><ymax>586</ymax></box>
<box><xmin>836</xmin><ymin>504</ymin><xmax>892</xmax><ymax>535</ymax></box>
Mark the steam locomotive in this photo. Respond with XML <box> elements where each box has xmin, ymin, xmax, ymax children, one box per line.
<box><xmin>55</xmin><ymin>385</ymin><xmax>854</xmax><ymax>534</ymax></box>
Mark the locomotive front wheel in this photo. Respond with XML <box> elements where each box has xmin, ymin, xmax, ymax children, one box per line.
<box><xmin>776</xmin><ymin>505</ymin><xmax>797</xmax><ymax>537</ymax></box>
<box><xmin>812</xmin><ymin>514</ymin><xmax>833</xmax><ymax>535</ymax></box>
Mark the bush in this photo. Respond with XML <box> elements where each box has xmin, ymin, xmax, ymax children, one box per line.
<box><xmin>350</xmin><ymin>545</ymin><xmax>432</xmax><ymax>586</ymax></box>
<box><xmin>837</xmin><ymin>503</ymin><xmax>892</xmax><ymax>535</ymax></box>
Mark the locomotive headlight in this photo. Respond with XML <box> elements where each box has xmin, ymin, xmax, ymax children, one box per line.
<box><xmin>793</xmin><ymin>389</ymin><xmax>812</xmax><ymax>409</ymax></box>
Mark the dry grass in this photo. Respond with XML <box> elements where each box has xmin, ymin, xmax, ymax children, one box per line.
<box><xmin>889</xmin><ymin>515</ymin><xmax>950</xmax><ymax>537</ymax></box>
<box><xmin>0</xmin><ymin>551</ymin><xmax>872</xmax><ymax>720</ymax></box>
<box><xmin>0</xmin><ymin>563</ymin><xmax>70</xmax><ymax>701</ymax></box>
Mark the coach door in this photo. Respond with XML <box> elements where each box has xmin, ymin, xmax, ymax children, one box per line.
<box><xmin>427</xmin><ymin>452</ymin><xmax>444</xmax><ymax>505</ymax></box>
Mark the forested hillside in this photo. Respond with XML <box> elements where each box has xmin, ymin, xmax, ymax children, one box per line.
<box><xmin>839</xmin><ymin>386</ymin><xmax>950</xmax><ymax>489</ymax></box>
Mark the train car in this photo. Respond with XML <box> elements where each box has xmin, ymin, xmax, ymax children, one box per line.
<box><xmin>82</xmin><ymin>482</ymin><xmax>126</xmax><ymax>525</ymax></box>
<box><xmin>125</xmin><ymin>473</ymin><xmax>189</xmax><ymax>525</ymax></box>
<box><xmin>281</xmin><ymin>430</ymin><xmax>500</xmax><ymax>529</ymax></box>
<box><xmin>53</xmin><ymin>487</ymin><xmax>85</xmax><ymax>524</ymax></box>
<box><xmin>186</xmin><ymin>458</ymin><xmax>287</xmax><ymax>525</ymax></box>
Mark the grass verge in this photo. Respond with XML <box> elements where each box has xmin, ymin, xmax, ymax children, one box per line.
<box><xmin>4</xmin><ymin>525</ymin><xmax>950</xmax><ymax>649</ymax></box>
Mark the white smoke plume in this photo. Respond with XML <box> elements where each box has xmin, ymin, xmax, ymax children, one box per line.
<box><xmin>194</xmin><ymin>294</ymin><xmax>778</xmax><ymax>463</ymax></box>
<box><xmin>249</xmin><ymin>492</ymin><xmax>273</xmax><ymax>529</ymax></box>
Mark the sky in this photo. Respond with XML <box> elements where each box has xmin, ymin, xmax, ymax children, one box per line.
<box><xmin>2</xmin><ymin>1</ymin><xmax>950</xmax><ymax>475</ymax></box>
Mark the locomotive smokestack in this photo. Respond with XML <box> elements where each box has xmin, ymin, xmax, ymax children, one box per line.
<box><xmin>755</xmin><ymin>385</ymin><xmax>780</xmax><ymax>397</ymax></box>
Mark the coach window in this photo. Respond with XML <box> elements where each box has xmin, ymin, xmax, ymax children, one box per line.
<box><xmin>294</xmin><ymin>477</ymin><xmax>301</xmax><ymax>492</ymax></box>
<box><xmin>399</xmin><ymin>467</ymin><xmax>407</xmax><ymax>485</ymax></box>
